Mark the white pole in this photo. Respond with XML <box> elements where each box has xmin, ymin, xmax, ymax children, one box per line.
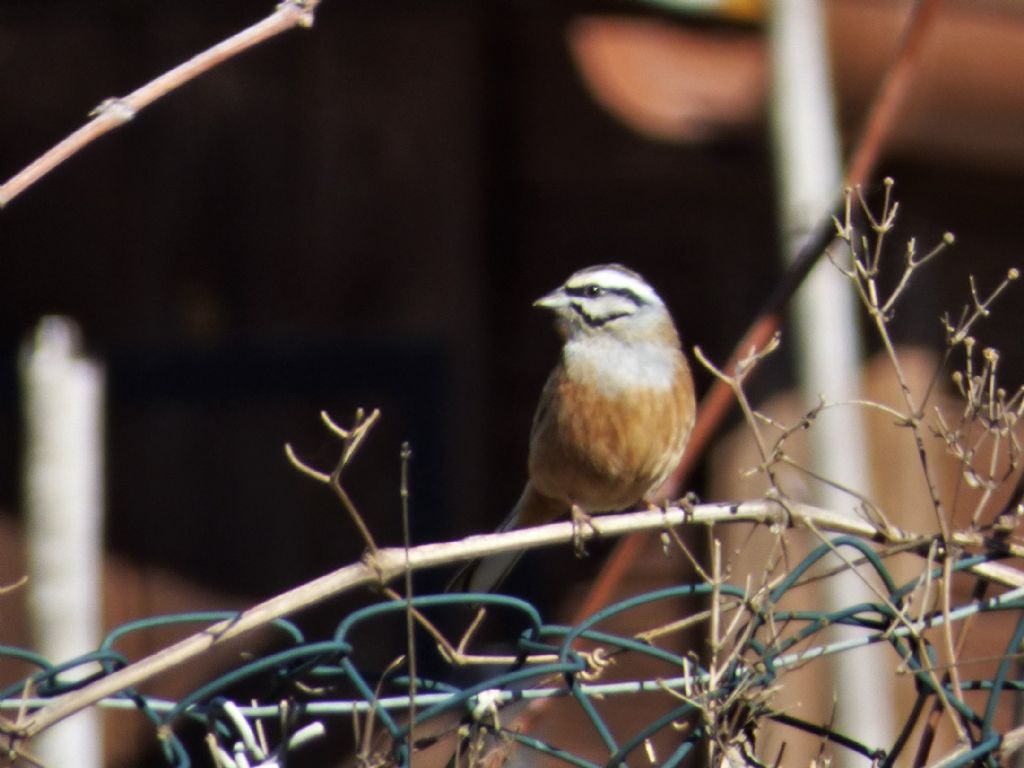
<box><xmin>21</xmin><ymin>317</ymin><xmax>104</xmax><ymax>768</ymax></box>
<box><xmin>768</xmin><ymin>1</ymin><xmax>894</xmax><ymax>763</ymax></box>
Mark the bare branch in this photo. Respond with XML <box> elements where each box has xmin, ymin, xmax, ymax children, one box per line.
<box><xmin>0</xmin><ymin>1</ymin><xmax>320</xmax><ymax>208</ymax></box>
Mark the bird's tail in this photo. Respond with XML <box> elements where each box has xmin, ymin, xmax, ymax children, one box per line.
<box><xmin>446</xmin><ymin>484</ymin><xmax>565</xmax><ymax>594</ymax></box>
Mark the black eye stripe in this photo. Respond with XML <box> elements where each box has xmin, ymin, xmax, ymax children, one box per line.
<box><xmin>564</xmin><ymin>286</ymin><xmax>593</xmax><ymax>299</ymax></box>
<box><xmin>564</xmin><ymin>285</ymin><xmax>645</xmax><ymax>306</ymax></box>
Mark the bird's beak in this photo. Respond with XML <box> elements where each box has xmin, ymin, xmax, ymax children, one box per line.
<box><xmin>533</xmin><ymin>288</ymin><xmax>569</xmax><ymax>310</ymax></box>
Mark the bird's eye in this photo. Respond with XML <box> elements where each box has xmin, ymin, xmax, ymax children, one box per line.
<box><xmin>584</xmin><ymin>285</ymin><xmax>604</xmax><ymax>298</ymax></box>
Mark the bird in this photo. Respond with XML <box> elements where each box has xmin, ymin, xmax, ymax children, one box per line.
<box><xmin>452</xmin><ymin>263</ymin><xmax>696</xmax><ymax>593</ymax></box>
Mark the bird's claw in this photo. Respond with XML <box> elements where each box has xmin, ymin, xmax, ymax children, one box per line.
<box><xmin>571</xmin><ymin>505</ymin><xmax>597</xmax><ymax>557</ymax></box>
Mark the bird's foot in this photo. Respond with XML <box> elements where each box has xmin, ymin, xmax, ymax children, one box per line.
<box><xmin>571</xmin><ymin>504</ymin><xmax>598</xmax><ymax>557</ymax></box>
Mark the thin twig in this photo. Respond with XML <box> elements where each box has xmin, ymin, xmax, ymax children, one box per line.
<box><xmin>285</xmin><ymin>408</ymin><xmax>382</xmax><ymax>552</ymax></box>
<box><xmin>0</xmin><ymin>1</ymin><xmax>320</xmax><ymax>208</ymax></box>
<box><xmin>399</xmin><ymin>442</ymin><xmax>416</xmax><ymax>760</ymax></box>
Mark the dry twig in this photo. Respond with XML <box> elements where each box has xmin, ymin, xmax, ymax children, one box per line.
<box><xmin>0</xmin><ymin>1</ymin><xmax>320</xmax><ymax>208</ymax></box>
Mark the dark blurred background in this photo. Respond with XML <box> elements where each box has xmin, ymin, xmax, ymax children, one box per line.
<box><xmin>1</xmin><ymin>0</ymin><xmax>1023</xmax><ymax>764</ymax></box>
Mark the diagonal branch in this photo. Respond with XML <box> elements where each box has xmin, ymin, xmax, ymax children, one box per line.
<box><xmin>0</xmin><ymin>0</ymin><xmax>320</xmax><ymax>209</ymax></box>
<box><xmin>581</xmin><ymin>0</ymin><xmax>945</xmax><ymax>626</ymax></box>
<box><xmin>6</xmin><ymin>496</ymin><xmax>1022</xmax><ymax>746</ymax></box>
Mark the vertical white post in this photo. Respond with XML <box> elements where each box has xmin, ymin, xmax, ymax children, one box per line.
<box><xmin>768</xmin><ymin>1</ymin><xmax>894</xmax><ymax>763</ymax></box>
<box><xmin>21</xmin><ymin>317</ymin><xmax>104</xmax><ymax>768</ymax></box>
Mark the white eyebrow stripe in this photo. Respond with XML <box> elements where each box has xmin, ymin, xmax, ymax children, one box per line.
<box><xmin>568</xmin><ymin>267</ymin><xmax>662</xmax><ymax>306</ymax></box>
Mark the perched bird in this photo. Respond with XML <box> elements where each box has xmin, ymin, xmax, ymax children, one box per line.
<box><xmin>453</xmin><ymin>263</ymin><xmax>696</xmax><ymax>593</ymax></box>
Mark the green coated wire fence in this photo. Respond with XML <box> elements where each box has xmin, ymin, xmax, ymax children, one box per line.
<box><xmin>4</xmin><ymin>187</ymin><xmax>1024</xmax><ymax>766</ymax></box>
<box><xmin>2</xmin><ymin>531</ymin><xmax>1023</xmax><ymax>767</ymax></box>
